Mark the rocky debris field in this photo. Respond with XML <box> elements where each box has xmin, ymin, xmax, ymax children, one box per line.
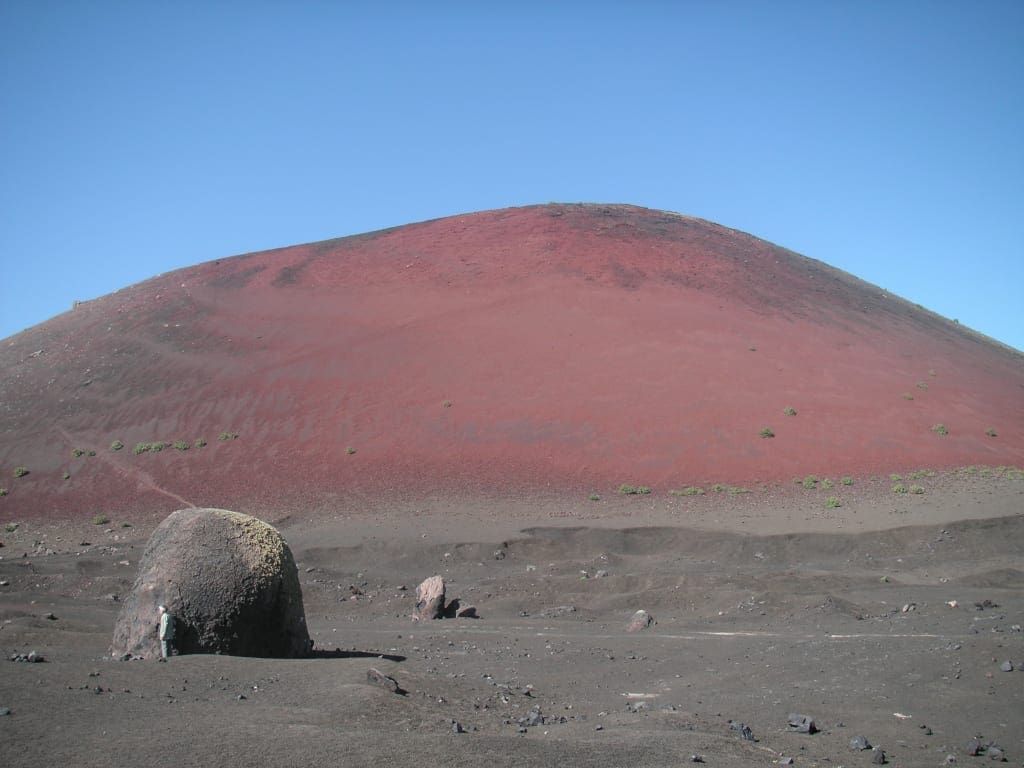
<box><xmin>1</xmin><ymin>500</ymin><xmax>1022</xmax><ymax>767</ymax></box>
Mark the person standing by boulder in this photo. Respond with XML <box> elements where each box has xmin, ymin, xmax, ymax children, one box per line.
<box><xmin>157</xmin><ymin>605</ymin><xmax>175</xmax><ymax>660</ymax></box>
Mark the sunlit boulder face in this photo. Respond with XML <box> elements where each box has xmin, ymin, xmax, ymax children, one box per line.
<box><xmin>111</xmin><ymin>508</ymin><xmax>310</xmax><ymax>659</ymax></box>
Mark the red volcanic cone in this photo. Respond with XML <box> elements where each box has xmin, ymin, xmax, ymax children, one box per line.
<box><xmin>1</xmin><ymin>204</ymin><xmax>1021</xmax><ymax>520</ymax></box>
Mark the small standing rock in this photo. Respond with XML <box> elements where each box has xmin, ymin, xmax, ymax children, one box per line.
<box><xmin>999</xmin><ymin>660</ymin><xmax>1014</xmax><ymax>672</ymax></box>
<box><xmin>850</xmin><ymin>735</ymin><xmax>872</xmax><ymax>751</ymax></box>
<box><xmin>366</xmin><ymin>667</ymin><xmax>403</xmax><ymax>694</ymax></box>
<box><xmin>414</xmin><ymin>575</ymin><xmax>446</xmax><ymax>621</ymax></box>
<box><xmin>788</xmin><ymin>713</ymin><xmax>817</xmax><ymax>734</ymax></box>
<box><xmin>625</xmin><ymin>609</ymin><xmax>654</xmax><ymax>632</ymax></box>
<box><xmin>871</xmin><ymin>747</ymin><xmax>887</xmax><ymax>764</ymax></box>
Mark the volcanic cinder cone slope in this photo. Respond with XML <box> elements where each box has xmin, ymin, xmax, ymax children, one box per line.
<box><xmin>1</xmin><ymin>204</ymin><xmax>1022</xmax><ymax>519</ymax></box>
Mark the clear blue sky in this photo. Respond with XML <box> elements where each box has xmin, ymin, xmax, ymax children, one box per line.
<box><xmin>2</xmin><ymin>2</ymin><xmax>1022</xmax><ymax>350</ymax></box>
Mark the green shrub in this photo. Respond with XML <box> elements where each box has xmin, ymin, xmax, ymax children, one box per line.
<box><xmin>825</xmin><ymin>496</ymin><xmax>842</xmax><ymax>508</ymax></box>
<box><xmin>892</xmin><ymin>484</ymin><xmax>908</xmax><ymax>494</ymax></box>
<box><xmin>110</xmin><ymin>440</ymin><xmax>124</xmax><ymax>451</ymax></box>
<box><xmin>670</xmin><ymin>487</ymin><xmax>705</xmax><ymax>496</ymax></box>
<box><xmin>62</xmin><ymin>471</ymin><xmax>70</xmax><ymax>480</ymax></box>
<box><xmin>802</xmin><ymin>476</ymin><xmax>817</xmax><ymax>490</ymax></box>
<box><xmin>13</xmin><ymin>467</ymin><xmax>29</xmax><ymax>478</ymax></box>
<box><xmin>442</xmin><ymin>400</ymin><xmax>453</xmax><ymax>408</ymax></box>
<box><xmin>909</xmin><ymin>485</ymin><xmax>925</xmax><ymax>494</ymax></box>
<box><xmin>92</xmin><ymin>514</ymin><xmax>110</xmax><ymax>525</ymax></box>
<box><xmin>727</xmin><ymin>487</ymin><xmax>751</xmax><ymax>495</ymax></box>
<box><xmin>218</xmin><ymin>432</ymin><xmax>239</xmax><ymax>441</ymax></box>
<box><xmin>783</xmin><ymin>407</ymin><xmax>797</xmax><ymax>416</ymax></box>
<box><xmin>710</xmin><ymin>483</ymin><xmax>726</xmax><ymax>493</ymax></box>
<box><xmin>902</xmin><ymin>393</ymin><xmax>914</xmax><ymax>400</ymax></box>
<box><xmin>346</xmin><ymin>447</ymin><xmax>357</xmax><ymax>455</ymax></box>
<box><xmin>985</xmin><ymin>428</ymin><xmax>998</xmax><ymax>437</ymax></box>
<box><xmin>588</xmin><ymin>493</ymin><xmax>601</xmax><ymax>501</ymax></box>
<box><xmin>916</xmin><ymin>382</ymin><xmax>929</xmax><ymax>391</ymax></box>
<box><xmin>618</xmin><ymin>484</ymin><xmax>651</xmax><ymax>495</ymax></box>
<box><xmin>88</xmin><ymin>450</ymin><xmax>96</xmax><ymax>457</ymax></box>
<box><xmin>149</xmin><ymin>441</ymin><xmax>171</xmax><ymax>452</ymax></box>
<box><xmin>760</xmin><ymin>427</ymin><xmax>775</xmax><ymax>438</ymax></box>
<box><xmin>4</xmin><ymin>521</ymin><xmax>16</xmax><ymax>531</ymax></box>
<box><xmin>890</xmin><ymin>474</ymin><xmax>902</xmax><ymax>482</ymax></box>
<box><xmin>72</xmin><ymin>448</ymin><xmax>85</xmax><ymax>458</ymax></box>
<box><xmin>194</xmin><ymin>438</ymin><xmax>207</xmax><ymax>448</ymax></box>
<box><xmin>821</xmin><ymin>478</ymin><xmax>834</xmax><ymax>489</ymax></box>
<box><xmin>840</xmin><ymin>476</ymin><xmax>854</xmax><ymax>486</ymax></box>
<box><xmin>0</xmin><ymin>489</ymin><xmax>8</xmax><ymax>497</ymax></box>
<box><xmin>173</xmin><ymin>441</ymin><xmax>190</xmax><ymax>451</ymax></box>
<box><xmin>931</xmin><ymin>424</ymin><xmax>948</xmax><ymax>436</ymax></box>
<box><xmin>133</xmin><ymin>442</ymin><xmax>151</xmax><ymax>455</ymax></box>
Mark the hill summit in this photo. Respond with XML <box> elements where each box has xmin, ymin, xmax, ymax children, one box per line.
<box><xmin>1</xmin><ymin>203</ymin><xmax>1021</xmax><ymax>519</ymax></box>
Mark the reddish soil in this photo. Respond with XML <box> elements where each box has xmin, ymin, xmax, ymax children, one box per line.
<box><xmin>1</xmin><ymin>203</ymin><xmax>1022</xmax><ymax>521</ymax></box>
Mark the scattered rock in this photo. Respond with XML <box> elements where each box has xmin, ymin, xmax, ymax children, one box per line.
<box><xmin>414</xmin><ymin>575</ymin><xmax>446</xmax><ymax>621</ymax></box>
<box><xmin>850</xmin><ymin>735</ymin><xmax>872</xmax><ymax>751</ymax></box>
<box><xmin>974</xmin><ymin>599</ymin><xmax>998</xmax><ymax>610</ymax></box>
<box><xmin>689</xmin><ymin>755</ymin><xmax>704</xmax><ymax>764</ymax></box>
<box><xmin>493</xmin><ymin>550</ymin><xmax>506</xmax><ymax>560</ymax></box>
<box><xmin>456</xmin><ymin>605</ymin><xmax>478</xmax><ymax>619</ymax></box>
<box><xmin>986</xmin><ymin>745</ymin><xmax>1006</xmax><ymax>762</ymax></box>
<box><xmin>0</xmin><ymin>707</ymin><xmax>9</xmax><ymax>716</ymax></box>
<box><xmin>901</xmin><ymin>603</ymin><xmax>916</xmax><ymax>613</ymax></box>
<box><xmin>0</xmin><ymin>580</ymin><xmax>8</xmax><ymax>587</ymax></box>
<box><xmin>779</xmin><ymin>758</ymin><xmax>794</xmax><ymax>766</ymax></box>
<box><xmin>540</xmin><ymin>605</ymin><xmax>577</xmax><ymax>618</ymax></box>
<box><xmin>451</xmin><ymin>721</ymin><xmax>465</xmax><ymax>734</ymax></box>
<box><xmin>518</xmin><ymin>707</ymin><xmax>545</xmax><ymax>728</ymax></box>
<box><xmin>871</xmin><ymin>747</ymin><xmax>887</xmax><ymax>764</ymax></box>
<box><xmin>595</xmin><ymin>569</ymin><xmax>609</xmax><ymax>578</ymax></box>
<box><xmin>366</xmin><ymin>667</ymin><xmax>404</xmax><ymax>694</ymax></box>
<box><xmin>966</xmin><ymin>739</ymin><xmax>984</xmax><ymax>756</ymax></box>
<box><xmin>999</xmin><ymin>660</ymin><xmax>1014</xmax><ymax>672</ymax></box>
<box><xmin>10</xmin><ymin>651</ymin><xmax>44</xmax><ymax>663</ymax></box>
<box><xmin>729</xmin><ymin>720</ymin><xmax>755</xmax><ymax>741</ymax></box>
<box><xmin>788</xmin><ymin>713</ymin><xmax>817</xmax><ymax>734</ymax></box>
<box><xmin>625</xmin><ymin>609</ymin><xmax>654</xmax><ymax>632</ymax></box>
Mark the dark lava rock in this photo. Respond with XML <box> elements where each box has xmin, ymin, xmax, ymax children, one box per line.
<box><xmin>729</xmin><ymin>721</ymin><xmax>756</xmax><ymax>741</ymax></box>
<box><xmin>966</xmin><ymin>739</ymin><xmax>984</xmax><ymax>757</ymax></box>
<box><xmin>788</xmin><ymin>713</ymin><xmax>817</xmax><ymax>734</ymax></box>
<box><xmin>110</xmin><ymin>508</ymin><xmax>310</xmax><ymax>659</ymax></box>
<box><xmin>871</xmin><ymin>747</ymin><xmax>887</xmax><ymax>764</ymax></box>
<box><xmin>518</xmin><ymin>707</ymin><xmax>545</xmax><ymax>728</ymax></box>
<box><xmin>0</xmin><ymin>707</ymin><xmax>10</xmax><ymax>716</ymax></box>
<box><xmin>850</xmin><ymin>735</ymin><xmax>872</xmax><ymax>751</ymax></box>
<box><xmin>10</xmin><ymin>652</ymin><xmax>44</xmax><ymax>663</ymax></box>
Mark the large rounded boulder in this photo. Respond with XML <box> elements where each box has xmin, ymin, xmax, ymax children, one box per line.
<box><xmin>111</xmin><ymin>508</ymin><xmax>310</xmax><ymax>659</ymax></box>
